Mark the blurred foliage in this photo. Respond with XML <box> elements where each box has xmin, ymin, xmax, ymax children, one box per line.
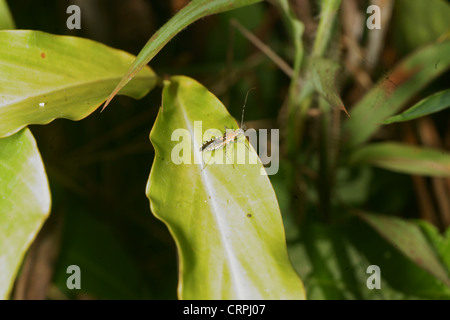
<box><xmin>2</xmin><ymin>0</ymin><xmax>450</xmax><ymax>299</ymax></box>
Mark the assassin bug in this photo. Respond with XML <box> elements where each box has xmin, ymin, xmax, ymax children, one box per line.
<box><xmin>200</xmin><ymin>88</ymin><xmax>255</xmax><ymax>165</ymax></box>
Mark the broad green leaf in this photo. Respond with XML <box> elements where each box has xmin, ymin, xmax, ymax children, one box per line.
<box><xmin>0</xmin><ymin>30</ymin><xmax>157</xmax><ymax>138</ymax></box>
<box><xmin>0</xmin><ymin>128</ymin><xmax>51</xmax><ymax>299</ymax></box>
<box><xmin>146</xmin><ymin>76</ymin><xmax>305</xmax><ymax>299</ymax></box>
<box><xmin>355</xmin><ymin>212</ymin><xmax>450</xmax><ymax>288</ymax></box>
<box><xmin>0</xmin><ymin>0</ymin><xmax>15</xmax><ymax>30</ymax></box>
<box><xmin>343</xmin><ymin>39</ymin><xmax>450</xmax><ymax>148</ymax></box>
<box><xmin>103</xmin><ymin>0</ymin><xmax>263</xmax><ymax>109</ymax></box>
<box><xmin>309</xmin><ymin>57</ymin><xmax>348</xmax><ymax>115</ymax></box>
<box><xmin>382</xmin><ymin>89</ymin><xmax>450</xmax><ymax>124</ymax></box>
<box><xmin>350</xmin><ymin>142</ymin><xmax>450</xmax><ymax>177</ymax></box>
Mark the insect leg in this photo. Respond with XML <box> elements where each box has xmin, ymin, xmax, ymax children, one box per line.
<box><xmin>224</xmin><ymin>143</ymin><xmax>235</xmax><ymax>168</ymax></box>
<box><xmin>201</xmin><ymin>152</ymin><xmax>208</xmax><ymax>170</ymax></box>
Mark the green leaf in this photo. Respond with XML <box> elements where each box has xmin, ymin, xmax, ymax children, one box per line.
<box><xmin>355</xmin><ymin>212</ymin><xmax>450</xmax><ymax>288</ymax></box>
<box><xmin>275</xmin><ymin>0</ymin><xmax>305</xmax><ymax>87</ymax></box>
<box><xmin>0</xmin><ymin>128</ymin><xmax>51</xmax><ymax>299</ymax></box>
<box><xmin>343</xmin><ymin>39</ymin><xmax>450</xmax><ymax>148</ymax></box>
<box><xmin>103</xmin><ymin>0</ymin><xmax>263</xmax><ymax>109</ymax></box>
<box><xmin>289</xmin><ymin>220</ymin><xmax>441</xmax><ymax>300</ymax></box>
<box><xmin>382</xmin><ymin>89</ymin><xmax>450</xmax><ymax>124</ymax></box>
<box><xmin>309</xmin><ymin>57</ymin><xmax>348</xmax><ymax>115</ymax></box>
<box><xmin>0</xmin><ymin>30</ymin><xmax>157</xmax><ymax>138</ymax></box>
<box><xmin>276</xmin><ymin>0</ymin><xmax>304</xmax><ymax>57</ymax></box>
<box><xmin>0</xmin><ymin>0</ymin><xmax>15</xmax><ymax>30</ymax></box>
<box><xmin>344</xmin><ymin>216</ymin><xmax>450</xmax><ymax>299</ymax></box>
<box><xmin>350</xmin><ymin>142</ymin><xmax>450</xmax><ymax>177</ymax></box>
<box><xmin>393</xmin><ymin>0</ymin><xmax>450</xmax><ymax>53</ymax></box>
<box><xmin>146</xmin><ymin>76</ymin><xmax>305</xmax><ymax>299</ymax></box>
<box><xmin>275</xmin><ymin>0</ymin><xmax>305</xmax><ymax>154</ymax></box>
<box><xmin>312</xmin><ymin>0</ymin><xmax>342</xmax><ymax>57</ymax></box>
<box><xmin>417</xmin><ymin>222</ymin><xmax>450</xmax><ymax>272</ymax></box>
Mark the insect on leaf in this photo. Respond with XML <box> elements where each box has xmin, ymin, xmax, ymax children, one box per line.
<box><xmin>146</xmin><ymin>76</ymin><xmax>305</xmax><ymax>299</ymax></box>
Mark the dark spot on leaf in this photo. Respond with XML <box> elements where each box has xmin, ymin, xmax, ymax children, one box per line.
<box><xmin>434</xmin><ymin>59</ymin><xmax>440</xmax><ymax>69</ymax></box>
<box><xmin>41</xmin><ymin>52</ymin><xmax>46</xmax><ymax>58</ymax></box>
<box><xmin>247</xmin><ymin>214</ymin><xmax>252</xmax><ymax>218</ymax></box>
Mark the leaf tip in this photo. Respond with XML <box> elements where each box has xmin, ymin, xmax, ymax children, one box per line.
<box><xmin>101</xmin><ymin>73</ymin><xmax>136</xmax><ymax>112</ymax></box>
<box><xmin>100</xmin><ymin>97</ymin><xmax>112</xmax><ymax>112</ymax></box>
<box><xmin>340</xmin><ymin>105</ymin><xmax>350</xmax><ymax>117</ymax></box>
<box><xmin>101</xmin><ymin>88</ymin><xmax>120</xmax><ymax>112</ymax></box>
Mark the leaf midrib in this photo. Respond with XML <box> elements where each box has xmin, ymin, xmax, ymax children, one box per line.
<box><xmin>0</xmin><ymin>73</ymin><xmax>156</xmax><ymax>108</ymax></box>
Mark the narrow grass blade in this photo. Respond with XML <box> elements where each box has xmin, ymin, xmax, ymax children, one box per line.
<box><xmin>103</xmin><ymin>0</ymin><xmax>263</xmax><ymax>110</ymax></box>
<box><xmin>382</xmin><ymin>89</ymin><xmax>450</xmax><ymax>124</ymax></box>
<box><xmin>343</xmin><ymin>39</ymin><xmax>450</xmax><ymax>148</ymax></box>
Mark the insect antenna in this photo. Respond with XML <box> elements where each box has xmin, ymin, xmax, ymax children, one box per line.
<box><xmin>240</xmin><ymin>87</ymin><xmax>256</xmax><ymax>129</ymax></box>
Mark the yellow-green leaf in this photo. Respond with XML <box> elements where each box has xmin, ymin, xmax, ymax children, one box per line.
<box><xmin>0</xmin><ymin>0</ymin><xmax>15</xmax><ymax>30</ymax></box>
<box><xmin>0</xmin><ymin>128</ymin><xmax>51</xmax><ymax>299</ymax></box>
<box><xmin>146</xmin><ymin>76</ymin><xmax>305</xmax><ymax>299</ymax></box>
<box><xmin>0</xmin><ymin>30</ymin><xmax>157</xmax><ymax>138</ymax></box>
